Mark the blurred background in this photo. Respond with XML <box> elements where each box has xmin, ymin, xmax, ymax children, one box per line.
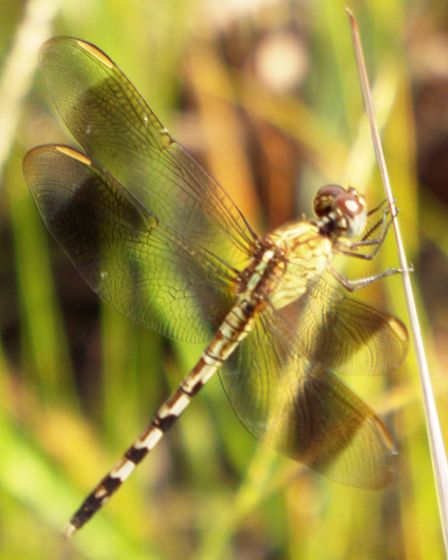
<box><xmin>0</xmin><ymin>0</ymin><xmax>447</xmax><ymax>558</ymax></box>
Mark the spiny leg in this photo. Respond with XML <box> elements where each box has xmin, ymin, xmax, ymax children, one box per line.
<box><xmin>64</xmin><ymin>353</ymin><xmax>221</xmax><ymax>538</ymax></box>
<box><xmin>360</xmin><ymin>208</ymin><xmax>390</xmax><ymax>245</ymax></box>
<box><xmin>366</xmin><ymin>197</ymin><xmax>398</xmax><ymax>221</ymax></box>
<box><xmin>330</xmin><ymin>264</ymin><xmax>411</xmax><ymax>292</ymax></box>
<box><xmin>331</xmin><ymin>200</ymin><xmax>409</xmax><ymax>290</ymax></box>
<box><xmin>367</xmin><ymin>198</ymin><xmax>388</xmax><ymax>217</ymax></box>
<box><xmin>336</xmin><ymin>205</ymin><xmax>396</xmax><ymax>261</ymax></box>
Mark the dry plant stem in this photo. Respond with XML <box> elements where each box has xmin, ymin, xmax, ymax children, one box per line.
<box><xmin>0</xmin><ymin>0</ymin><xmax>62</xmax><ymax>178</ymax></box>
<box><xmin>346</xmin><ymin>8</ymin><xmax>448</xmax><ymax>552</ymax></box>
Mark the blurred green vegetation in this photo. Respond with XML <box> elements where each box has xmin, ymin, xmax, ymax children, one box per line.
<box><xmin>0</xmin><ymin>0</ymin><xmax>447</xmax><ymax>558</ymax></box>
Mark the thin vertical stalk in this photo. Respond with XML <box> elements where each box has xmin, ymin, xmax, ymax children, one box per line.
<box><xmin>347</xmin><ymin>8</ymin><xmax>448</xmax><ymax>553</ymax></box>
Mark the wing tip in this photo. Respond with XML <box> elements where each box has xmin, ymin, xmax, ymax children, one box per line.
<box><xmin>23</xmin><ymin>145</ymin><xmax>92</xmax><ymax>179</ymax></box>
<box><xmin>388</xmin><ymin>316</ymin><xmax>408</xmax><ymax>344</ymax></box>
<box><xmin>39</xmin><ymin>36</ymin><xmax>114</xmax><ymax>71</ymax></box>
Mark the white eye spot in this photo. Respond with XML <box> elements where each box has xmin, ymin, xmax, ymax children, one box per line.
<box><xmin>100</xmin><ymin>270</ymin><xmax>108</xmax><ymax>280</ymax></box>
<box><xmin>344</xmin><ymin>199</ymin><xmax>360</xmax><ymax>214</ymax></box>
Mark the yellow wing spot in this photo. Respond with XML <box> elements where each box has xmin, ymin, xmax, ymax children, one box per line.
<box><xmin>388</xmin><ymin>317</ymin><xmax>408</xmax><ymax>343</ymax></box>
<box><xmin>55</xmin><ymin>146</ymin><xmax>91</xmax><ymax>166</ymax></box>
<box><xmin>371</xmin><ymin>415</ymin><xmax>397</xmax><ymax>454</ymax></box>
<box><xmin>77</xmin><ymin>40</ymin><xmax>114</xmax><ymax>69</ymax></box>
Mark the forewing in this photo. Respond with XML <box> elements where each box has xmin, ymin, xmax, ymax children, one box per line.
<box><xmin>38</xmin><ymin>37</ymin><xmax>256</xmax><ymax>270</ymax></box>
<box><xmin>23</xmin><ymin>145</ymin><xmax>235</xmax><ymax>343</ymax></box>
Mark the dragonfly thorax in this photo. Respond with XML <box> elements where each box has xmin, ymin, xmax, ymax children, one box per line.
<box><xmin>252</xmin><ymin>185</ymin><xmax>367</xmax><ymax>311</ymax></box>
<box><xmin>235</xmin><ymin>220</ymin><xmax>333</xmax><ymax>312</ymax></box>
<box><xmin>264</xmin><ymin>221</ymin><xmax>333</xmax><ymax>309</ymax></box>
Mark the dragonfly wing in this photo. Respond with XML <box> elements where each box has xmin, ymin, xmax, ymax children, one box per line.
<box><xmin>271</xmin><ymin>270</ymin><xmax>408</xmax><ymax>376</ymax></box>
<box><xmin>221</xmin><ymin>310</ymin><xmax>397</xmax><ymax>488</ymax></box>
<box><xmin>23</xmin><ymin>145</ymin><xmax>235</xmax><ymax>343</ymax></box>
<box><xmin>271</xmin><ymin>364</ymin><xmax>397</xmax><ymax>489</ymax></box>
<box><xmin>38</xmin><ymin>37</ymin><xmax>256</xmax><ymax>270</ymax></box>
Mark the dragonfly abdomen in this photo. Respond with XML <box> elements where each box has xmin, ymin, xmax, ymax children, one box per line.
<box><xmin>65</xmin><ymin>294</ymin><xmax>258</xmax><ymax>536</ymax></box>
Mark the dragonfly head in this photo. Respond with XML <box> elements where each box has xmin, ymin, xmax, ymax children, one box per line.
<box><xmin>313</xmin><ymin>184</ymin><xmax>367</xmax><ymax>239</ymax></box>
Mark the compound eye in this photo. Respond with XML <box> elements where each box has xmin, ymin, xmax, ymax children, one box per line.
<box><xmin>337</xmin><ymin>192</ymin><xmax>364</xmax><ymax>218</ymax></box>
<box><xmin>314</xmin><ymin>184</ymin><xmax>345</xmax><ymax>217</ymax></box>
<box><xmin>336</xmin><ymin>189</ymin><xmax>367</xmax><ymax>237</ymax></box>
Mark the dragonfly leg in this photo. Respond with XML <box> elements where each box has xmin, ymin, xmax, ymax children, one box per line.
<box><xmin>330</xmin><ymin>265</ymin><xmax>410</xmax><ymax>292</ymax></box>
<box><xmin>366</xmin><ymin>198</ymin><xmax>397</xmax><ymax>221</ymax></box>
<box><xmin>336</xmin><ymin>213</ymin><xmax>395</xmax><ymax>260</ymax></box>
<box><xmin>363</xmin><ymin>203</ymin><xmax>389</xmax><ymax>241</ymax></box>
<box><xmin>367</xmin><ymin>198</ymin><xmax>387</xmax><ymax>217</ymax></box>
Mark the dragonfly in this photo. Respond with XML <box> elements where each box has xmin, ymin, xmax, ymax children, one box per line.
<box><xmin>23</xmin><ymin>37</ymin><xmax>408</xmax><ymax>538</ymax></box>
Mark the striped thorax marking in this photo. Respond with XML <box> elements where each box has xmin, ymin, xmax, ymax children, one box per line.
<box><xmin>264</xmin><ymin>222</ymin><xmax>333</xmax><ymax>310</ymax></box>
